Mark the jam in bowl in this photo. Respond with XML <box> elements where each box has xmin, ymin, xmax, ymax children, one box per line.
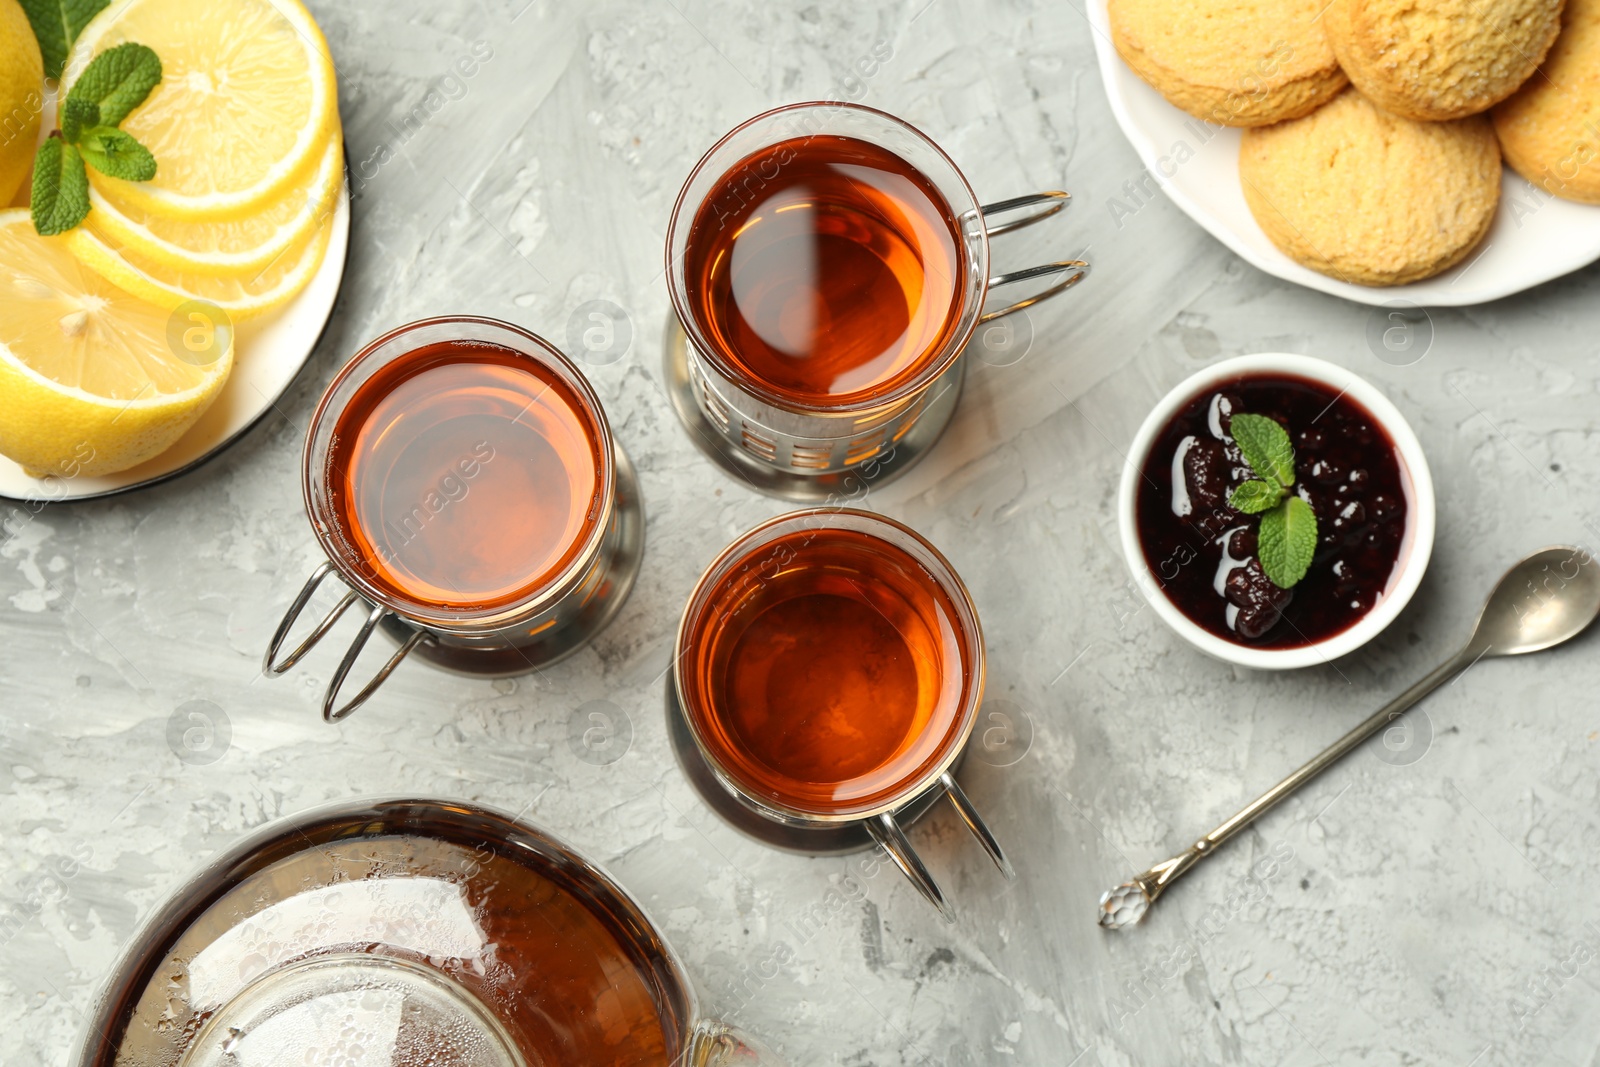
<box><xmin>1118</xmin><ymin>354</ymin><xmax>1436</xmax><ymax>670</ymax></box>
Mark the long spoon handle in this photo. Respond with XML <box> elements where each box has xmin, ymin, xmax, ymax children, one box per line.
<box><xmin>1134</xmin><ymin>643</ymin><xmax>1481</xmax><ymax>901</ymax></box>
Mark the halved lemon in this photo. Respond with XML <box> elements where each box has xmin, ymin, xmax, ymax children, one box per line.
<box><xmin>0</xmin><ymin>0</ymin><xmax>42</xmax><ymax>207</ymax></box>
<box><xmin>63</xmin><ymin>0</ymin><xmax>338</xmax><ymax>221</ymax></box>
<box><xmin>67</xmin><ymin>207</ymin><xmax>333</xmax><ymax>319</ymax></box>
<box><xmin>85</xmin><ymin>136</ymin><xmax>343</xmax><ymax>278</ymax></box>
<box><xmin>0</xmin><ymin>210</ymin><xmax>233</xmax><ymax>478</ymax></box>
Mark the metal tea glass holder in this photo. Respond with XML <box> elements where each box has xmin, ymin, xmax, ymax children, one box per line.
<box><xmin>664</xmin><ymin>101</ymin><xmax>1089</xmax><ymax>502</ymax></box>
<box><xmin>670</xmin><ymin>508</ymin><xmax>1015</xmax><ymax>921</ymax></box>
<box><xmin>263</xmin><ymin>317</ymin><xmax>644</xmax><ymax>723</ymax></box>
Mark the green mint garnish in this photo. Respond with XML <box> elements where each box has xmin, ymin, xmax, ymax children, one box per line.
<box><xmin>79</xmin><ymin>127</ymin><xmax>156</xmax><ymax>181</ymax></box>
<box><xmin>1258</xmin><ymin>495</ymin><xmax>1317</xmax><ymax>589</ymax></box>
<box><xmin>17</xmin><ymin>0</ymin><xmax>109</xmax><ymax>81</ymax></box>
<box><xmin>1228</xmin><ymin>479</ymin><xmax>1284</xmax><ymax>514</ymax></box>
<box><xmin>1228</xmin><ymin>413</ymin><xmax>1296</xmax><ymax>489</ymax></box>
<box><xmin>1226</xmin><ymin>411</ymin><xmax>1319</xmax><ymax>589</ymax></box>
<box><xmin>29</xmin><ymin>42</ymin><xmax>161</xmax><ymax>236</ymax></box>
<box><xmin>30</xmin><ymin>137</ymin><xmax>90</xmax><ymax>236</ymax></box>
<box><xmin>58</xmin><ymin>97</ymin><xmax>98</xmax><ymax>143</ymax></box>
<box><xmin>67</xmin><ymin>42</ymin><xmax>163</xmax><ymax>126</ymax></box>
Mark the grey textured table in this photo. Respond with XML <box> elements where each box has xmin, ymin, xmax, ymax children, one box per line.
<box><xmin>5</xmin><ymin>2</ymin><xmax>1600</xmax><ymax>1065</ymax></box>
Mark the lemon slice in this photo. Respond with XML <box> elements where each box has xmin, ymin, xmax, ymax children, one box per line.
<box><xmin>0</xmin><ymin>210</ymin><xmax>233</xmax><ymax>478</ymax></box>
<box><xmin>68</xmin><ymin>207</ymin><xmax>333</xmax><ymax>319</ymax></box>
<box><xmin>63</xmin><ymin>0</ymin><xmax>338</xmax><ymax>221</ymax></box>
<box><xmin>85</xmin><ymin>136</ymin><xmax>343</xmax><ymax>277</ymax></box>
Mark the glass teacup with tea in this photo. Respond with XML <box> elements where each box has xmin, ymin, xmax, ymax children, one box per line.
<box><xmin>664</xmin><ymin>101</ymin><xmax>1089</xmax><ymax>500</ymax></box>
<box><xmin>672</xmin><ymin>508</ymin><xmax>1013</xmax><ymax>920</ymax></box>
<box><xmin>264</xmin><ymin>316</ymin><xmax>644</xmax><ymax>722</ymax></box>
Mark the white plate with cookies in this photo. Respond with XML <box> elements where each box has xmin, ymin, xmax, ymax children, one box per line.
<box><xmin>1088</xmin><ymin>0</ymin><xmax>1600</xmax><ymax>307</ymax></box>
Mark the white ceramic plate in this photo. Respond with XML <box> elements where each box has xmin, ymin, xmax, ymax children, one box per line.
<box><xmin>1086</xmin><ymin>0</ymin><xmax>1600</xmax><ymax>306</ymax></box>
<box><xmin>0</xmin><ymin>187</ymin><xmax>350</xmax><ymax>502</ymax></box>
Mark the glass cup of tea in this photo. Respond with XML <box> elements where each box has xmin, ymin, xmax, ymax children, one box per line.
<box><xmin>264</xmin><ymin>317</ymin><xmax>644</xmax><ymax>723</ymax></box>
<box><xmin>664</xmin><ymin>101</ymin><xmax>1088</xmax><ymax>501</ymax></box>
<box><xmin>672</xmin><ymin>507</ymin><xmax>1014</xmax><ymax>920</ymax></box>
<box><xmin>76</xmin><ymin>798</ymin><xmax>778</xmax><ymax>1067</ymax></box>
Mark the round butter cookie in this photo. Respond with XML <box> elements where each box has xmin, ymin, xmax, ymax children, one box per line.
<box><xmin>1109</xmin><ymin>0</ymin><xmax>1348</xmax><ymax>127</ymax></box>
<box><xmin>1493</xmin><ymin>0</ymin><xmax>1600</xmax><ymax>203</ymax></box>
<box><xmin>1323</xmin><ymin>0</ymin><xmax>1566</xmax><ymax>120</ymax></box>
<box><xmin>1239</xmin><ymin>89</ymin><xmax>1501</xmax><ymax>285</ymax></box>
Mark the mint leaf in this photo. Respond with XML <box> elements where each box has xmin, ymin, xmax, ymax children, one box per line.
<box><xmin>1258</xmin><ymin>495</ymin><xmax>1318</xmax><ymax>589</ymax></box>
<box><xmin>59</xmin><ymin>97</ymin><xmax>98</xmax><ymax>143</ymax></box>
<box><xmin>17</xmin><ymin>0</ymin><xmax>108</xmax><ymax>80</ymax></box>
<box><xmin>1229</xmin><ymin>479</ymin><xmax>1284</xmax><ymax>515</ymax></box>
<box><xmin>31</xmin><ymin>137</ymin><xmax>90</xmax><ymax>235</ymax></box>
<box><xmin>1229</xmin><ymin>412</ymin><xmax>1296</xmax><ymax>489</ymax></box>
<box><xmin>66</xmin><ymin>42</ymin><xmax>162</xmax><ymax>127</ymax></box>
<box><xmin>79</xmin><ymin>126</ymin><xmax>156</xmax><ymax>181</ymax></box>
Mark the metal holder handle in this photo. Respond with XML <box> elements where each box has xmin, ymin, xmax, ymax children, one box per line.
<box><xmin>941</xmin><ymin>772</ymin><xmax>1015</xmax><ymax>879</ymax></box>
<box><xmin>975</xmin><ymin>191</ymin><xmax>1089</xmax><ymax>324</ymax></box>
<box><xmin>866</xmin><ymin>773</ymin><xmax>1015</xmax><ymax>923</ymax></box>
<box><xmin>263</xmin><ymin>561</ymin><xmax>355</xmax><ymax>675</ymax></box>
<box><xmin>262</xmin><ymin>561</ymin><xmax>426</xmax><ymax>723</ymax></box>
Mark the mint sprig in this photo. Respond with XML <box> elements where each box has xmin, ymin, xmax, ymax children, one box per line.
<box><xmin>58</xmin><ymin>97</ymin><xmax>97</xmax><ymax>143</ymax></box>
<box><xmin>79</xmin><ymin>127</ymin><xmax>156</xmax><ymax>181</ymax></box>
<box><xmin>1259</xmin><ymin>496</ymin><xmax>1317</xmax><ymax>590</ymax></box>
<box><xmin>1230</xmin><ymin>411</ymin><xmax>1295</xmax><ymax>487</ymax></box>
<box><xmin>31</xmin><ymin>137</ymin><xmax>90</xmax><ymax>236</ymax></box>
<box><xmin>28</xmin><ymin>43</ymin><xmax>162</xmax><ymax>236</ymax></box>
<box><xmin>66</xmin><ymin>41</ymin><xmax>162</xmax><ymax>126</ymax></box>
<box><xmin>17</xmin><ymin>0</ymin><xmax>109</xmax><ymax>81</ymax></box>
<box><xmin>1228</xmin><ymin>478</ymin><xmax>1282</xmax><ymax>515</ymax></box>
<box><xmin>1225</xmin><ymin>412</ymin><xmax>1318</xmax><ymax>589</ymax></box>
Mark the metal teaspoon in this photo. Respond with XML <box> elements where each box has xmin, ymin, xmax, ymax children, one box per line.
<box><xmin>1098</xmin><ymin>545</ymin><xmax>1600</xmax><ymax>929</ymax></box>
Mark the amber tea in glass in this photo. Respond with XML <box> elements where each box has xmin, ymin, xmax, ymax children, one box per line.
<box><xmin>674</xmin><ymin>510</ymin><xmax>1013</xmax><ymax>916</ymax></box>
<box><xmin>275</xmin><ymin>318</ymin><xmax>640</xmax><ymax>724</ymax></box>
<box><xmin>680</xmin><ymin>134</ymin><xmax>966</xmax><ymax>407</ymax></box>
<box><xmin>665</xmin><ymin>103</ymin><xmax>1086</xmax><ymax>493</ymax></box>
<box><xmin>324</xmin><ymin>338</ymin><xmax>604</xmax><ymax>613</ymax></box>
<box><xmin>678</xmin><ymin>513</ymin><xmax>980</xmax><ymax>817</ymax></box>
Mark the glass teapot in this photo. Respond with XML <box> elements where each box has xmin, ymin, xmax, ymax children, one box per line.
<box><xmin>75</xmin><ymin>798</ymin><xmax>777</xmax><ymax>1067</ymax></box>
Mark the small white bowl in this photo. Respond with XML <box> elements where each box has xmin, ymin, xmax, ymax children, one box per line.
<box><xmin>1117</xmin><ymin>354</ymin><xmax>1436</xmax><ymax>670</ymax></box>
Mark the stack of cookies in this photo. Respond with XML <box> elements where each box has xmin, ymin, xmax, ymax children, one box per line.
<box><xmin>1109</xmin><ymin>0</ymin><xmax>1599</xmax><ymax>286</ymax></box>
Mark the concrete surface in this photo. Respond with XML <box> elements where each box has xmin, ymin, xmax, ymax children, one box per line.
<box><xmin>5</xmin><ymin>2</ymin><xmax>1600</xmax><ymax>1064</ymax></box>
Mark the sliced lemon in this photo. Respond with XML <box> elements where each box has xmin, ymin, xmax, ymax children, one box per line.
<box><xmin>85</xmin><ymin>136</ymin><xmax>343</xmax><ymax>277</ymax></box>
<box><xmin>67</xmin><ymin>207</ymin><xmax>332</xmax><ymax>319</ymax></box>
<box><xmin>63</xmin><ymin>0</ymin><xmax>338</xmax><ymax>221</ymax></box>
<box><xmin>0</xmin><ymin>209</ymin><xmax>233</xmax><ymax>479</ymax></box>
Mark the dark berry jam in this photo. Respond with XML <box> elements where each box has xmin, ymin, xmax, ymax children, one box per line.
<box><xmin>1135</xmin><ymin>375</ymin><xmax>1409</xmax><ymax>648</ymax></box>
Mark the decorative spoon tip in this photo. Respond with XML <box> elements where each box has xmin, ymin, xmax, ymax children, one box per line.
<box><xmin>1097</xmin><ymin>882</ymin><xmax>1150</xmax><ymax>929</ymax></box>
